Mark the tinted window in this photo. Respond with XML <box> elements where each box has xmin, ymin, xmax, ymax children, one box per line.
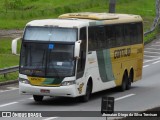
<box><xmin>115</xmin><ymin>25</ymin><xmax>124</xmax><ymax>47</ymax></box>
<box><xmin>77</xmin><ymin>27</ymin><xmax>87</xmax><ymax>78</ymax></box>
<box><xmin>88</xmin><ymin>26</ymin><xmax>107</xmax><ymax>51</ymax></box>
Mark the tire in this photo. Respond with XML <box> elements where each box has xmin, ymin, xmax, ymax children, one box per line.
<box><xmin>119</xmin><ymin>72</ymin><xmax>128</xmax><ymax>92</ymax></box>
<box><xmin>126</xmin><ymin>71</ymin><xmax>133</xmax><ymax>90</ymax></box>
<box><xmin>33</xmin><ymin>95</ymin><xmax>43</xmax><ymax>102</ymax></box>
<box><xmin>80</xmin><ymin>81</ymin><xmax>92</xmax><ymax>102</ymax></box>
<box><xmin>126</xmin><ymin>76</ymin><xmax>131</xmax><ymax>90</ymax></box>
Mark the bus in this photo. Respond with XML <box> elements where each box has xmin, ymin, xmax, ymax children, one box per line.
<box><xmin>12</xmin><ymin>12</ymin><xmax>143</xmax><ymax>102</ymax></box>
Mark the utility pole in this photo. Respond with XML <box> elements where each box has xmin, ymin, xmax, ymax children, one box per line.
<box><xmin>109</xmin><ymin>0</ymin><xmax>116</xmax><ymax>13</ymax></box>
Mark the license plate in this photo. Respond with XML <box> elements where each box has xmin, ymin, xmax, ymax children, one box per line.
<box><xmin>40</xmin><ymin>89</ymin><xmax>50</xmax><ymax>93</ymax></box>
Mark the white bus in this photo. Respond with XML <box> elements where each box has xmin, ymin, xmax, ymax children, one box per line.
<box><xmin>13</xmin><ymin>12</ymin><xmax>143</xmax><ymax>102</ymax></box>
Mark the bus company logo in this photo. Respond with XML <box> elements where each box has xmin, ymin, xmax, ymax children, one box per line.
<box><xmin>2</xmin><ymin>112</ymin><xmax>11</xmax><ymax>117</ymax></box>
<box><xmin>78</xmin><ymin>83</ymin><xmax>84</xmax><ymax>94</ymax></box>
<box><xmin>114</xmin><ymin>48</ymin><xmax>131</xmax><ymax>59</ymax></box>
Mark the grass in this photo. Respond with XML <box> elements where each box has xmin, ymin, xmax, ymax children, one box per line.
<box><xmin>0</xmin><ymin>0</ymin><xmax>156</xmax><ymax>31</ymax></box>
<box><xmin>0</xmin><ymin>38</ymin><xmax>20</xmax><ymax>82</ymax></box>
<box><xmin>0</xmin><ymin>38</ymin><xmax>21</xmax><ymax>68</ymax></box>
<box><xmin>144</xmin><ymin>26</ymin><xmax>160</xmax><ymax>43</ymax></box>
<box><xmin>0</xmin><ymin>72</ymin><xmax>18</xmax><ymax>82</ymax></box>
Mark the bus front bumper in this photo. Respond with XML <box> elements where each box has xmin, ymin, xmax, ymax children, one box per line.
<box><xmin>19</xmin><ymin>82</ymin><xmax>77</xmax><ymax>97</ymax></box>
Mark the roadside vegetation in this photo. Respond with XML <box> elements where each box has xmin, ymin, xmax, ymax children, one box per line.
<box><xmin>0</xmin><ymin>0</ymin><xmax>157</xmax><ymax>82</ymax></box>
<box><xmin>0</xmin><ymin>38</ymin><xmax>21</xmax><ymax>82</ymax></box>
<box><xmin>0</xmin><ymin>0</ymin><xmax>155</xmax><ymax>30</ymax></box>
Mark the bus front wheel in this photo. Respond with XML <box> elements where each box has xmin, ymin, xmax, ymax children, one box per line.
<box><xmin>80</xmin><ymin>81</ymin><xmax>92</xmax><ymax>102</ymax></box>
<box><xmin>33</xmin><ymin>95</ymin><xmax>43</xmax><ymax>102</ymax></box>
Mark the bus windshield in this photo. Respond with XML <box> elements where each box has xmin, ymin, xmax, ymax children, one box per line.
<box><xmin>20</xmin><ymin>43</ymin><xmax>75</xmax><ymax>78</ymax></box>
<box><xmin>24</xmin><ymin>27</ymin><xmax>77</xmax><ymax>42</ymax></box>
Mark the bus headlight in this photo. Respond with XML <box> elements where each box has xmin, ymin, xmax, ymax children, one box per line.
<box><xmin>19</xmin><ymin>78</ymin><xmax>30</xmax><ymax>84</ymax></box>
<box><xmin>61</xmin><ymin>81</ymin><xmax>76</xmax><ymax>86</ymax></box>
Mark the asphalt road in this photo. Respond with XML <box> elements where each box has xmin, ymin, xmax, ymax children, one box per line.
<box><xmin>1</xmin><ymin>39</ymin><xmax>160</xmax><ymax>120</ymax></box>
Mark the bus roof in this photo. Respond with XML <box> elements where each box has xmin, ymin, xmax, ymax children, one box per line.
<box><xmin>26</xmin><ymin>12</ymin><xmax>143</xmax><ymax>28</ymax></box>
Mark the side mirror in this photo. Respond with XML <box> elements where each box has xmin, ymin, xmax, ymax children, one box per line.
<box><xmin>74</xmin><ymin>40</ymin><xmax>82</xmax><ymax>58</ymax></box>
<box><xmin>11</xmin><ymin>37</ymin><xmax>21</xmax><ymax>55</ymax></box>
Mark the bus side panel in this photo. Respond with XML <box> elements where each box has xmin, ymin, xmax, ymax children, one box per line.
<box><xmin>86</xmin><ymin>51</ymin><xmax>116</xmax><ymax>93</ymax></box>
<box><xmin>110</xmin><ymin>44</ymin><xmax>143</xmax><ymax>86</ymax></box>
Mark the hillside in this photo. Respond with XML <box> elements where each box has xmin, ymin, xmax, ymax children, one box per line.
<box><xmin>0</xmin><ymin>0</ymin><xmax>155</xmax><ymax>30</ymax></box>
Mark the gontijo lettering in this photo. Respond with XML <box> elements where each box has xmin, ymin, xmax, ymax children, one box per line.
<box><xmin>114</xmin><ymin>48</ymin><xmax>131</xmax><ymax>59</ymax></box>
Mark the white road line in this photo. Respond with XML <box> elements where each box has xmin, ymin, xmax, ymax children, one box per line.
<box><xmin>144</xmin><ymin>55</ymin><xmax>157</xmax><ymax>57</ymax></box>
<box><xmin>152</xmin><ymin>61</ymin><xmax>160</xmax><ymax>64</ymax></box>
<box><xmin>143</xmin><ymin>57</ymin><xmax>160</xmax><ymax>63</ymax></box>
<box><xmin>28</xmin><ymin>97</ymin><xmax>33</xmax><ymax>100</ymax></box>
<box><xmin>0</xmin><ymin>88</ymin><xmax>19</xmax><ymax>93</ymax></box>
<box><xmin>144</xmin><ymin>51</ymin><xmax>160</xmax><ymax>54</ymax></box>
<box><xmin>143</xmin><ymin>65</ymin><xmax>150</xmax><ymax>68</ymax></box>
<box><xmin>115</xmin><ymin>94</ymin><xmax>135</xmax><ymax>101</ymax></box>
<box><xmin>42</xmin><ymin>117</ymin><xmax>58</xmax><ymax>120</ymax></box>
<box><xmin>145</xmin><ymin>48</ymin><xmax>160</xmax><ymax>50</ymax></box>
<box><xmin>7</xmin><ymin>87</ymin><xmax>18</xmax><ymax>90</ymax></box>
<box><xmin>151</xmin><ymin>45</ymin><xmax>160</xmax><ymax>47</ymax></box>
<box><xmin>156</xmin><ymin>42</ymin><xmax>160</xmax><ymax>44</ymax></box>
<box><xmin>0</xmin><ymin>102</ymin><xmax>18</xmax><ymax>108</ymax></box>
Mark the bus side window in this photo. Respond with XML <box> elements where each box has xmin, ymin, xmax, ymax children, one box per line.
<box><xmin>124</xmin><ymin>24</ymin><xmax>131</xmax><ymax>45</ymax></box>
<box><xmin>95</xmin><ymin>26</ymin><xmax>106</xmax><ymax>49</ymax></box>
<box><xmin>105</xmin><ymin>25</ymin><xmax>116</xmax><ymax>48</ymax></box>
<box><xmin>77</xmin><ymin>27</ymin><xmax>87</xmax><ymax>78</ymax></box>
<box><xmin>130</xmin><ymin>23</ymin><xmax>138</xmax><ymax>44</ymax></box>
<box><xmin>115</xmin><ymin>25</ymin><xmax>124</xmax><ymax>47</ymax></box>
<box><xmin>137</xmin><ymin>23</ymin><xmax>143</xmax><ymax>44</ymax></box>
<box><xmin>88</xmin><ymin>26</ymin><xmax>97</xmax><ymax>51</ymax></box>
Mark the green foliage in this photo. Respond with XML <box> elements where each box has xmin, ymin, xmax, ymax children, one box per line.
<box><xmin>144</xmin><ymin>26</ymin><xmax>160</xmax><ymax>44</ymax></box>
<box><xmin>0</xmin><ymin>38</ymin><xmax>20</xmax><ymax>68</ymax></box>
<box><xmin>0</xmin><ymin>38</ymin><xmax>20</xmax><ymax>81</ymax></box>
<box><xmin>4</xmin><ymin>0</ymin><xmax>23</xmax><ymax>10</ymax></box>
<box><xmin>0</xmin><ymin>0</ymin><xmax>155</xmax><ymax>30</ymax></box>
<box><xmin>0</xmin><ymin>72</ymin><xmax>18</xmax><ymax>82</ymax></box>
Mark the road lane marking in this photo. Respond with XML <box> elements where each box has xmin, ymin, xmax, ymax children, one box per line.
<box><xmin>145</xmin><ymin>48</ymin><xmax>160</xmax><ymax>50</ymax></box>
<box><xmin>28</xmin><ymin>97</ymin><xmax>33</xmax><ymax>100</ymax></box>
<box><xmin>144</xmin><ymin>51</ymin><xmax>160</xmax><ymax>54</ymax></box>
<box><xmin>0</xmin><ymin>102</ymin><xmax>18</xmax><ymax>108</ymax></box>
<box><xmin>115</xmin><ymin>94</ymin><xmax>135</xmax><ymax>101</ymax></box>
<box><xmin>156</xmin><ymin>42</ymin><xmax>160</xmax><ymax>44</ymax></box>
<box><xmin>43</xmin><ymin>117</ymin><xmax>58</xmax><ymax>120</ymax></box>
<box><xmin>151</xmin><ymin>45</ymin><xmax>160</xmax><ymax>47</ymax></box>
<box><xmin>144</xmin><ymin>55</ymin><xmax>157</xmax><ymax>57</ymax></box>
<box><xmin>143</xmin><ymin>57</ymin><xmax>160</xmax><ymax>63</ymax></box>
<box><xmin>0</xmin><ymin>88</ymin><xmax>19</xmax><ymax>93</ymax></box>
<box><xmin>143</xmin><ymin>65</ymin><xmax>150</xmax><ymax>68</ymax></box>
<box><xmin>152</xmin><ymin>61</ymin><xmax>160</xmax><ymax>64</ymax></box>
<box><xmin>7</xmin><ymin>87</ymin><xmax>18</xmax><ymax>90</ymax></box>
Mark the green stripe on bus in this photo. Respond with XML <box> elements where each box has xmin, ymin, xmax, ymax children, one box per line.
<box><xmin>42</xmin><ymin>78</ymin><xmax>63</xmax><ymax>85</ymax></box>
<box><xmin>97</xmin><ymin>49</ymin><xmax>115</xmax><ymax>82</ymax></box>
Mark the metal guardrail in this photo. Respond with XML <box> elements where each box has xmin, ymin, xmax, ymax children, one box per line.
<box><xmin>144</xmin><ymin>0</ymin><xmax>160</xmax><ymax>36</ymax></box>
<box><xmin>0</xmin><ymin>66</ymin><xmax>19</xmax><ymax>77</ymax></box>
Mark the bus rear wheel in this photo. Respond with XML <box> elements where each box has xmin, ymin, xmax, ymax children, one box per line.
<box><xmin>126</xmin><ymin>75</ymin><xmax>132</xmax><ymax>90</ymax></box>
<box><xmin>126</xmin><ymin>70</ymin><xmax>133</xmax><ymax>90</ymax></box>
<box><xmin>33</xmin><ymin>95</ymin><xmax>43</xmax><ymax>102</ymax></box>
<box><xmin>119</xmin><ymin>72</ymin><xmax>128</xmax><ymax>92</ymax></box>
